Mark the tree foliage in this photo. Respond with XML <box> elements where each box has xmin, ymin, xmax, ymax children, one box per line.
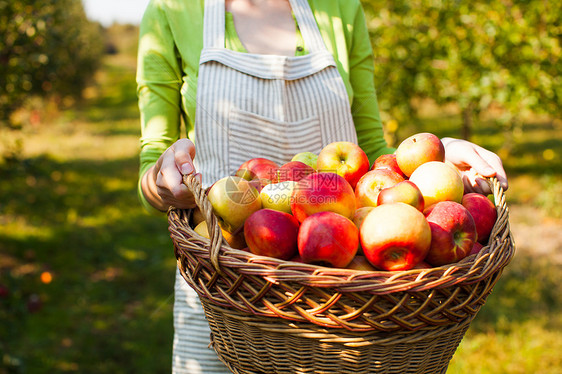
<box><xmin>362</xmin><ymin>0</ymin><xmax>562</xmax><ymax>139</ymax></box>
<box><xmin>0</xmin><ymin>0</ymin><xmax>104</xmax><ymax>128</ymax></box>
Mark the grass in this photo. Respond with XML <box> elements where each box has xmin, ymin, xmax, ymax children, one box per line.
<box><xmin>1</xmin><ymin>25</ymin><xmax>562</xmax><ymax>374</ymax></box>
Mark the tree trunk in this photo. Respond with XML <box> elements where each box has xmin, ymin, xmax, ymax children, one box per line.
<box><xmin>461</xmin><ymin>104</ymin><xmax>473</xmax><ymax>140</ymax></box>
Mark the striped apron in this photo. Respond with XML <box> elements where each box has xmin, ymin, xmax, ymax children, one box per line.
<box><xmin>172</xmin><ymin>0</ymin><xmax>358</xmax><ymax>372</ymax></box>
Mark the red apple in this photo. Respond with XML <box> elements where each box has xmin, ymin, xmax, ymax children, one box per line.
<box><xmin>298</xmin><ymin>211</ymin><xmax>359</xmax><ymax>268</ymax></box>
<box><xmin>207</xmin><ymin>176</ymin><xmax>262</xmax><ymax>232</ymax></box>
<box><xmin>352</xmin><ymin>206</ymin><xmax>374</xmax><ymax>255</ymax></box>
<box><xmin>352</xmin><ymin>207</ymin><xmax>374</xmax><ymax>230</ymax></box>
<box><xmin>276</xmin><ymin>161</ymin><xmax>316</xmax><ymax>183</ymax></box>
<box><xmin>360</xmin><ymin>202</ymin><xmax>432</xmax><ymax>271</ymax></box>
<box><xmin>289</xmin><ymin>253</ymin><xmax>305</xmax><ymax>263</ymax></box>
<box><xmin>290</xmin><ymin>172</ymin><xmax>356</xmax><ymax>223</ymax></box>
<box><xmin>424</xmin><ymin>201</ymin><xmax>477</xmax><ymax>266</ymax></box>
<box><xmin>371</xmin><ymin>153</ymin><xmax>407</xmax><ymax>178</ymax></box>
<box><xmin>346</xmin><ymin>255</ymin><xmax>377</xmax><ymax>271</ymax></box>
<box><xmin>354</xmin><ymin>169</ymin><xmax>404</xmax><ymax>208</ymax></box>
<box><xmin>236</xmin><ymin>157</ymin><xmax>279</xmax><ymax>190</ymax></box>
<box><xmin>409</xmin><ymin>161</ymin><xmax>464</xmax><ymax>207</ymax></box>
<box><xmin>377</xmin><ymin>180</ymin><xmax>425</xmax><ymax>211</ymax></box>
<box><xmin>413</xmin><ymin>261</ymin><xmax>432</xmax><ymax>269</ymax></box>
<box><xmin>244</xmin><ymin>209</ymin><xmax>300</xmax><ymax>260</ymax></box>
<box><xmin>317</xmin><ymin>141</ymin><xmax>370</xmax><ymax>189</ymax></box>
<box><xmin>461</xmin><ymin>193</ymin><xmax>497</xmax><ymax>244</ymax></box>
<box><xmin>469</xmin><ymin>241</ymin><xmax>484</xmax><ymax>256</ymax></box>
<box><xmin>395</xmin><ymin>132</ymin><xmax>445</xmax><ymax>177</ymax></box>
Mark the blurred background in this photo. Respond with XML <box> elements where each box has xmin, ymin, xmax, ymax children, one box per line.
<box><xmin>0</xmin><ymin>0</ymin><xmax>560</xmax><ymax>373</ymax></box>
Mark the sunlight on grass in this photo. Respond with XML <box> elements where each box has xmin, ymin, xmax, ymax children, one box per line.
<box><xmin>449</xmin><ymin>318</ymin><xmax>562</xmax><ymax>374</ymax></box>
<box><xmin>0</xmin><ymin>216</ymin><xmax>54</xmax><ymax>241</ymax></box>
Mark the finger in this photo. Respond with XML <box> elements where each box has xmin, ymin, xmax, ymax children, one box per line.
<box><xmin>474</xmin><ymin>177</ymin><xmax>492</xmax><ymax>195</ymax></box>
<box><xmin>157</xmin><ymin>153</ymin><xmax>191</xmax><ymax>200</ymax></box>
<box><xmin>485</xmin><ymin>157</ymin><xmax>508</xmax><ymax>190</ymax></box>
<box><xmin>465</xmin><ymin>150</ymin><xmax>496</xmax><ymax>178</ymax></box>
<box><xmin>173</xmin><ymin>139</ymin><xmax>196</xmax><ymax>175</ymax></box>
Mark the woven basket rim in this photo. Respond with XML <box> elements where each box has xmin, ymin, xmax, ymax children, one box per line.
<box><xmin>169</xmin><ymin>175</ymin><xmax>514</xmax><ymax>295</ymax></box>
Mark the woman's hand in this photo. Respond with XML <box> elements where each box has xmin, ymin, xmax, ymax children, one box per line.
<box><xmin>143</xmin><ymin>139</ymin><xmax>201</xmax><ymax>211</ymax></box>
<box><xmin>441</xmin><ymin>137</ymin><xmax>508</xmax><ymax>195</ymax></box>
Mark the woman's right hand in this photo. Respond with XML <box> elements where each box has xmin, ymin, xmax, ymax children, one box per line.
<box><xmin>144</xmin><ymin>138</ymin><xmax>200</xmax><ymax>211</ymax></box>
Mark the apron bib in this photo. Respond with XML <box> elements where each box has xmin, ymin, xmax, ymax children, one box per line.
<box><xmin>173</xmin><ymin>0</ymin><xmax>358</xmax><ymax>372</ymax></box>
<box><xmin>194</xmin><ymin>0</ymin><xmax>358</xmax><ymax>187</ymax></box>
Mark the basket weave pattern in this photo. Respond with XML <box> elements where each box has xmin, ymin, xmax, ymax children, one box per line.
<box><xmin>168</xmin><ymin>175</ymin><xmax>515</xmax><ymax>373</ymax></box>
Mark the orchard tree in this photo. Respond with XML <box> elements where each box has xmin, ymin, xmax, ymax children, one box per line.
<box><xmin>362</xmin><ymin>0</ymin><xmax>562</xmax><ymax>141</ymax></box>
<box><xmin>0</xmin><ymin>0</ymin><xmax>104</xmax><ymax>128</ymax></box>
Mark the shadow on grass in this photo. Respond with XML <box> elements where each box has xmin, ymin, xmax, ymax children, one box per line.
<box><xmin>0</xmin><ymin>154</ymin><xmax>176</xmax><ymax>374</ymax></box>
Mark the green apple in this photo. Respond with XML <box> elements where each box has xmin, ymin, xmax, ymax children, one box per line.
<box><xmin>259</xmin><ymin>181</ymin><xmax>298</xmax><ymax>214</ymax></box>
<box><xmin>207</xmin><ymin>176</ymin><xmax>262</xmax><ymax>232</ymax></box>
<box><xmin>291</xmin><ymin>152</ymin><xmax>318</xmax><ymax>170</ymax></box>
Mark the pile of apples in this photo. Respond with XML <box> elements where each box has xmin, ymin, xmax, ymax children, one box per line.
<box><xmin>193</xmin><ymin>132</ymin><xmax>498</xmax><ymax>271</ymax></box>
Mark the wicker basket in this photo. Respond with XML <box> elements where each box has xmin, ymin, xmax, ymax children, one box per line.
<box><xmin>168</xmin><ymin>174</ymin><xmax>515</xmax><ymax>374</ymax></box>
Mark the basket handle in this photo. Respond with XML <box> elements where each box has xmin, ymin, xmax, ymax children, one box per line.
<box><xmin>182</xmin><ymin>173</ymin><xmax>226</xmax><ymax>273</ymax></box>
<box><xmin>487</xmin><ymin>176</ymin><xmax>511</xmax><ymax>245</ymax></box>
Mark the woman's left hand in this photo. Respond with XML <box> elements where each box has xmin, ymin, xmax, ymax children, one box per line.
<box><xmin>441</xmin><ymin>137</ymin><xmax>508</xmax><ymax>195</ymax></box>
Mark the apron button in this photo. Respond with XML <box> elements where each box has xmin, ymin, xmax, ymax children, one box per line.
<box><xmin>296</xmin><ymin>46</ymin><xmax>304</xmax><ymax>52</ymax></box>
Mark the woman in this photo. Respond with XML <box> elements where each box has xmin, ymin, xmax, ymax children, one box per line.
<box><xmin>137</xmin><ymin>0</ymin><xmax>508</xmax><ymax>372</ymax></box>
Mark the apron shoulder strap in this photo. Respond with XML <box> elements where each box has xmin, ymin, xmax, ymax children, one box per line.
<box><xmin>203</xmin><ymin>0</ymin><xmax>226</xmax><ymax>49</ymax></box>
<box><xmin>203</xmin><ymin>0</ymin><xmax>328</xmax><ymax>53</ymax></box>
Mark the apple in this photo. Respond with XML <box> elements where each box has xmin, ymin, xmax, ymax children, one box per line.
<box><xmin>409</xmin><ymin>161</ymin><xmax>464</xmax><ymax>208</ymax></box>
<box><xmin>207</xmin><ymin>176</ymin><xmax>262</xmax><ymax>232</ymax></box>
<box><xmin>291</xmin><ymin>152</ymin><xmax>318</xmax><ymax>170</ymax></box>
<box><xmin>259</xmin><ymin>180</ymin><xmax>298</xmax><ymax>214</ymax></box>
<box><xmin>290</xmin><ymin>172</ymin><xmax>356</xmax><ymax>223</ymax></box>
<box><xmin>377</xmin><ymin>180</ymin><xmax>425</xmax><ymax>212</ymax></box>
<box><xmin>360</xmin><ymin>202</ymin><xmax>432</xmax><ymax>271</ymax></box>
<box><xmin>298</xmin><ymin>211</ymin><xmax>359</xmax><ymax>268</ymax></box>
<box><xmin>276</xmin><ymin>161</ymin><xmax>316</xmax><ymax>183</ymax></box>
<box><xmin>377</xmin><ymin>180</ymin><xmax>424</xmax><ymax>212</ymax></box>
<box><xmin>194</xmin><ymin>220</ymin><xmax>247</xmax><ymax>249</ymax></box>
<box><xmin>424</xmin><ymin>201</ymin><xmax>477</xmax><ymax>266</ymax></box>
<box><xmin>191</xmin><ymin>206</ymin><xmax>205</xmax><ymax>227</ymax></box>
<box><xmin>235</xmin><ymin>157</ymin><xmax>279</xmax><ymax>190</ymax></box>
<box><xmin>469</xmin><ymin>241</ymin><xmax>484</xmax><ymax>256</ymax></box>
<box><xmin>413</xmin><ymin>261</ymin><xmax>432</xmax><ymax>269</ymax></box>
<box><xmin>395</xmin><ymin>132</ymin><xmax>445</xmax><ymax>177</ymax></box>
<box><xmin>461</xmin><ymin>193</ymin><xmax>497</xmax><ymax>244</ymax></box>
<box><xmin>346</xmin><ymin>255</ymin><xmax>377</xmax><ymax>271</ymax></box>
<box><xmin>289</xmin><ymin>253</ymin><xmax>305</xmax><ymax>263</ymax></box>
<box><xmin>352</xmin><ymin>207</ymin><xmax>374</xmax><ymax>230</ymax></box>
<box><xmin>352</xmin><ymin>206</ymin><xmax>374</xmax><ymax>255</ymax></box>
<box><xmin>244</xmin><ymin>209</ymin><xmax>300</xmax><ymax>260</ymax></box>
<box><xmin>316</xmin><ymin>141</ymin><xmax>370</xmax><ymax>189</ymax></box>
<box><xmin>354</xmin><ymin>169</ymin><xmax>404</xmax><ymax>208</ymax></box>
<box><xmin>371</xmin><ymin>153</ymin><xmax>406</xmax><ymax>178</ymax></box>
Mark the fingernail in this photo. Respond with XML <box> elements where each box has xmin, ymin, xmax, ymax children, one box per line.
<box><xmin>181</xmin><ymin>163</ymin><xmax>194</xmax><ymax>174</ymax></box>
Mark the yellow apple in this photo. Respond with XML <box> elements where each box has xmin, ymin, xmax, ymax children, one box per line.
<box><xmin>409</xmin><ymin>161</ymin><xmax>464</xmax><ymax>207</ymax></box>
<box><xmin>259</xmin><ymin>181</ymin><xmax>298</xmax><ymax>214</ymax></box>
<box><xmin>193</xmin><ymin>221</ymin><xmax>247</xmax><ymax>249</ymax></box>
<box><xmin>207</xmin><ymin>176</ymin><xmax>262</xmax><ymax>232</ymax></box>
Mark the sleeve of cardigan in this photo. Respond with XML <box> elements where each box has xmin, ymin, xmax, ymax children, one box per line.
<box><xmin>136</xmin><ymin>0</ymin><xmax>183</xmax><ymax>214</ymax></box>
<box><xmin>348</xmin><ymin>4</ymin><xmax>395</xmax><ymax>163</ymax></box>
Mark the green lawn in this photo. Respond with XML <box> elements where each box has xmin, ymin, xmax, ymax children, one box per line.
<box><xmin>1</xmin><ymin>27</ymin><xmax>561</xmax><ymax>374</ymax></box>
